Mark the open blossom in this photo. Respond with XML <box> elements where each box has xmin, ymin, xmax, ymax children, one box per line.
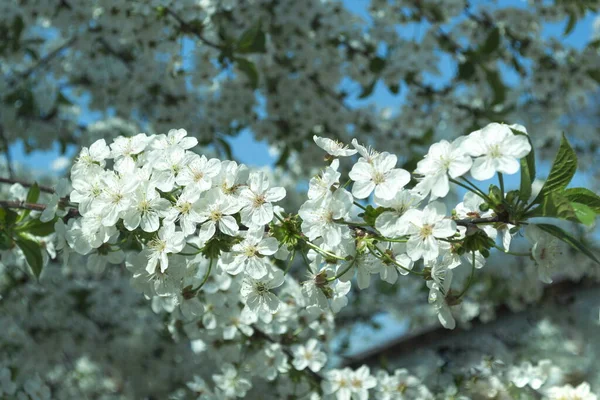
<box><xmin>377</xmin><ymin>369</ymin><xmax>432</xmax><ymax>400</ymax></box>
<box><xmin>219</xmin><ymin>229</ymin><xmax>279</xmax><ymax>279</ymax></box>
<box><xmin>163</xmin><ymin>189</ymin><xmax>204</xmax><ymax>235</ymax></box>
<box><xmin>352</xmin><ymin>138</ymin><xmax>379</xmax><ymax>164</ymax></box>
<box><xmin>144</xmin><ymin>223</ymin><xmax>185</xmax><ymax>273</ymax></box>
<box><xmin>151</xmin><ymin>147</ymin><xmax>187</xmax><ymax>192</ymax></box>
<box><xmin>454</xmin><ymin>191</ymin><xmax>497</xmax><ymax>240</ymax></box>
<box><xmin>299</xmin><ymin>188</ymin><xmax>352</xmax><ymax>246</ymax></box>
<box><xmin>427</xmin><ymin>265</ymin><xmax>455</xmax><ymax>329</ymax></box>
<box><xmin>291</xmin><ymin>338</ymin><xmax>327</xmax><ymax>373</ymax></box>
<box><xmin>525</xmin><ymin>225</ymin><xmax>563</xmax><ymax>283</ymax></box>
<box><xmin>349</xmin><ymin>152</ymin><xmax>410</xmax><ymax>200</ymax></box>
<box><xmin>461</xmin><ymin>122</ymin><xmax>531</xmax><ymax>181</ymax></box>
<box><xmin>40</xmin><ymin>178</ymin><xmax>70</xmax><ymax>222</ymax></box>
<box><xmin>240</xmin><ymin>269</ymin><xmax>285</xmax><ymax>318</ymax></box>
<box><xmin>123</xmin><ymin>183</ymin><xmax>171</xmax><ymax>232</ymax></box>
<box><xmin>212</xmin><ymin>363</ymin><xmax>252</xmax><ymax>398</ymax></box>
<box><xmin>546</xmin><ymin>382</ymin><xmax>597</xmax><ymax>400</ymax></box>
<box><xmin>313</xmin><ymin>135</ymin><xmax>357</xmax><ymax>157</ymax></box>
<box><xmin>110</xmin><ymin>133</ymin><xmax>149</xmax><ymax>174</ymax></box>
<box><xmin>72</xmin><ymin>138</ymin><xmax>111</xmax><ymax>175</ymax></box>
<box><xmin>308</xmin><ymin>159</ymin><xmax>341</xmax><ymax>200</ymax></box>
<box><xmin>150</xmin><ymin>128</ymin><xmax>199</xmax><ymax>152</ymax></box>
<box><xmin>400</xmin><ymin>202</ymin><xmax>457</xmax><ymax>261</ymax></box>
<box><xmin>176</xmin><ymin>154</ymin><xmax>221</xmax><ymax>194</ymax></box>
<box><xmin>196</xmin><ymin>188</ymin><xmax>242</xmax><ymax>242</ymax></box>
<box><xmin>374</xmin><ymin>189</ymin><xmax>423</xmax><ymax>237</ymax></box>
<box><xmin>239</xmin><ymin>171</ymin><xmax>286</xmax><ymax>227</ymax></box>
<box><xmin>414</xmin><ymin>137</ymin><xmax>472</xmax><ymax>200</ymax></box>
<box><xmin>93</xmin><ymin>171</ymin><xmax>138</xmax><ymax>226</ymax></box>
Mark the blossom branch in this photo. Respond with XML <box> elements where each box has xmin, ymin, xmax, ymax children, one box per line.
<box><xmin>0</xmin><ymin>176</ymin><xmax>56</xmax><ymax>194</ymax></box>
<box><xmin>0</xmin><ymin>200</ymin><xmax>79</xmax><ymax>218</ymax></box>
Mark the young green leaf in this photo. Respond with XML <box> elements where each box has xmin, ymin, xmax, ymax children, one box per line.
<box><xmin>236</xmin><ymin>23</ymin><xmax>266</xmax><ymax>53</ymax></box>
<box><xmin>526</xmin><ymin>192</ymin><xmax>576</xmax><ymax>221</ymax></box>
<box><xmin>15</xmin><ymin>235</ymin><xmax>44</xmax><ymax>278</ymax></box>
<box><xmin>563</xmin><ymin>188</ymin><xmax>600</xmax><ymax>213</ymax></box>
<box><xmin>480</xmin><ymin>27</ymin><xmax>501</xmax><ymax>55</ymax></box>
<box><xmin>531</xmin><ymin>133</ymin><xmax>577</xmax><ymax>205</ymax></box>
<box><xmin>511</xmin><ymin>128</ymin><xmax>536</xmax><ymax>201</ymax></box>
<box><xmin>26</xmin><ymin>182</ymin><xmax>40</xmax><ymax>203</ymax></box>
<box><xmin>235</xmin><ymin>58</ymin><xmax>259</xmax><ymax>89</ymax></box>
<box><xmin>537</xmin><ymin>223</ymin><xmax>600</xmax><ymax>265</ymax></box>
<box><xmin>571</xmin><ymin>202</ymin><xmax>596</xmax><ymax>226</ymax></box>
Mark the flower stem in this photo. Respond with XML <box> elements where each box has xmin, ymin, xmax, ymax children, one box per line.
<box><xmin>353</xmin><ymin>201</ymin><xmax>367</xmax><ymax>211</ymax></box>
<box><xmin>492</xmin><ymin>244</ymin><xmax>530</xmax><ymax>257</ymax></box>
<box><xmin>303</xmin><ymin>240</ymin><xmax>346</xmax><ymax>261</ymax></box>
<box><xmin>457</xmin><ymin>252</ymin><xmax>476</xmax><ymax>299</ymax></box>
<box><xmin>284</xmin><ymin>250</ymin><xmax>296</xmax><ymax>275</ymax></box>
<box><xmin>497</xmin><ymin>172</ymin><xmax>505</xmax><ymax>198</ymax></box>
<box><xmin>193</xmin><ymin>257</ymin><xmax>213</xmax><ymax>292</ymax></box>
<box><xmin>327</xmin><ymin>257</ymin><xmax>356</xmax><ymax>281</ymax></box>
<box><xmin>449</xmin><ymin>177</ymin><xmax>490</xmax><ymax>203</ymax></box>
<box><xmin>370</xmin><ymin>243</ymin><xmax>424</xmax><ymax>276</ymax></box>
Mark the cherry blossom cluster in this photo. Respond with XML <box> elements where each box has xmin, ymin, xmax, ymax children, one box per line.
<box><xmin>27</xmin><ymin>119</ymin><xmax>597</xmax><ymax>398</ymax></box>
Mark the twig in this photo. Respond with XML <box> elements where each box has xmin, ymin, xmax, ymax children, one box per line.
<box><xmin>0</xmin><ymin>200</ymin><xmax>79</xmax><ymax>218</ymax></box>
<box><xmin>165</xmin><ymin>8</ymin><xmax>222</xmax><ymax>50</ymax></box>
<box><xmin>0</xmin><ymin>124</ymin><xmax>14</xmax><ymax>178</ymax></box>
<box><xmin>0</xmin><ymin>176</ymin><xmax>56</xmax><ymax>193</ymax></box>
<box><xmin>7</xmin><ymin>37</ymin><xmax>77</xmax><ymax>88</ymax></box>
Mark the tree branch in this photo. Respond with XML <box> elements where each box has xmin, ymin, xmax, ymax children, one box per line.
<box><xmin>165</xmin><ymin>8</ymin><xmax>222</xmax><ymax>50</ymax></box>
<box><xmin>343</xmin><ymin>278</ymin><xmax>598</xmax><ymax>368</ymax></box>
<box><xmin>0</xmin><ymin>200</ymin><xmax>79</xmax><ymax>218</ymax></box>
<box><xmin>0</xmin><ymin>176</ymin><xmax>56</xmax><ymax>194</ymax></box>
<box><xmin>7</xmin><ymin>36</ymin><xmax>77</xmax><ymax>88</ymax></box>
<box><xmin>0</xmin><ymin>125</ymin><xmax>14</xmax><ymax>178</ymax></box>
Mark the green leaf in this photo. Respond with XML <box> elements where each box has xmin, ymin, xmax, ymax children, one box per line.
<box><xmin>485</xmin><ymin>69</ymin><xmax>505</xmax><ymax>105</ymax></box>
<box><xmin>15</xmin><ymin>235</ymin><xmax>44</xmax><ymax>278</ymax></box>
<box><xmin>531</xmin><ymin>133</ymin><xmax>577</xmax><ymax>205</ymax></box>
<box><xmin>388</xmin><ymin>83</ymin><xmax>400</xmax><ymax>94</ymax></box>
<box><xmin>236</xmin><ymin>23</ymin><xmax>266</xmax><ymax>54</ymax></box>
<box><xmin>369</xmin><ymin>57</ymin><xmax>386</xmax><ymax>74</ymax></box>
<box><xmin>457</xmin><ymin>61</ymin><xmax>475</xmax><ymax>80</ymax></box>
<box><xmin>480</xmin><ymin>27</ymin><xmax>501</xmax><ymax>55</ymax></box>
<box><xmin>358</xmin><ymin>80</ymin><xmax>377</xmax><ymax>99</ymax></box>
<box><xmin>215</xmin><ymin>137</ymin><xmax>234</xmax><ymax>160</ymax></box>
<box><xmin>587</xmin><ymin>69</ymin><xmax>600</xmax><ymax>84</ymax></box>
<box><xmin>564</xmin><ymin>12</ymin><xmax>577</xmax><ymax>36</ymax></box>
<box><xmin>571</xmin><ymin>202</ymin><xmax>596</xmax><ymax>226</ymax></box>
<box><xmin>511</xmin><ymin>127</ymin><xmax>536</xmax><ymax>202</ymax></box>
<box><xmin>16</xmin><ymin>218</ymin><xmax>56</xmax><ymax>236</ymax></box>
<box><xmin>563</xmin><ymin>188</ymin><xmax>600</xmax><ymax>213</ymax></box>
<box><xmin>26</xmin><ymin>182</ymin><xmax>40</xmax><ymax>203</ymax></box>
<box><xmin>526</xmin><ymin>192</ymin><xmax>576</xmax><ymax>221</ymax></box>
<box><xmin>235</xmin><ymin>58</ymin><xmax>259</xmax><ymax>89</ymax></box>
<box><xmin>537</xmin><ymin>223</ymin><xmax>600</xmax><ymax>265</ymax></box>
<box><xmin>11</xmin><ymin>16</ymin><xmax>24</xmax><ymax>51</ymax></box>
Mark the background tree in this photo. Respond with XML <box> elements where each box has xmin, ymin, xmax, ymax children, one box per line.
<box><xmin>1</xmin><ymin>0</ymin><xmax>600</xmax><ymax>399</ymax></box>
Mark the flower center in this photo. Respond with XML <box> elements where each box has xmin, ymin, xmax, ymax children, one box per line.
<box><xmin>253</xmin><ymin>194</ymin><xmax>266</xmax><ymax>208</ymax></box>
<box><xmin>373</xmin><ymin>171</ymin><xmax>386</xmax><ymax>184</ymax></box>
<box><xmin>193</xmin><ymin>171</ymin><xmax>204</xmax><ymax>182</ymax></box>
<box><xmin>210</xmin><ymin>210</ymin><xmax>223</xmax><ymax>221</ymax></box>
<box><xmin>139</xmin><ymin>200</ymin><xmax>151</xmax><ymax>212</ymax></box>
<box><xmin>254</xmin><ymin>282</ymin><xmax>268</xmax><ymax>294</ymax></box>
<box><xmin>178</xmin><ymin>201</ymin><xmax>192</xmax><ymax>215</ymax></box>
<box><xmin>244</xmin><ymin>246</ymin><xmax>258</xmax><ymax>258</ymax></box>
<box><xmin>420</xmin><ymin>224</ymin><xmax>433</xmax><ymax>238</ymax></box>
<box><xmin>489</xmin><ymin>144</ymin><xmax>502</xmax><ymax>158</ymax></box>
